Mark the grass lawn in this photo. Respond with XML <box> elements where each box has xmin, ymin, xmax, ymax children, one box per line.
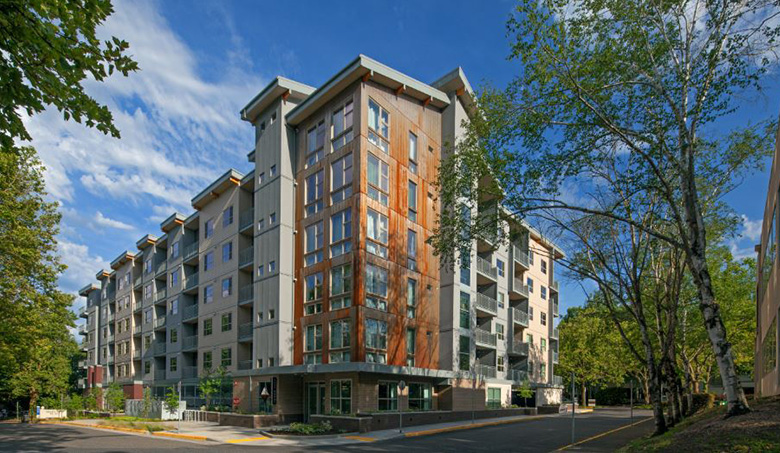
<box><xmin>620</xmin><ymin>397</ymin><xmax>780</xmax><ymax>452</ymax></box>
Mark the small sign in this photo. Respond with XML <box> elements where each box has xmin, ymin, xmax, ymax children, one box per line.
<box><xmin>272</xmin><ymin>377</ymin><xmax>278</xmax><ymax>405</ymax></box>
<box><xmin>398</xmin><ymin>380</ymin><xmax>406</xmax><ymax>391</ymax></box>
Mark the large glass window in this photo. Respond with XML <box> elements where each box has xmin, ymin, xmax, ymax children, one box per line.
<box><xmin>407</xmin><ymin>229</ymin><xmax>417</xmax><ymax>270</ymax></box>
<box><xmin>305</xmin><ymin>170</ymin><xmax>324</xmax><ymax>216</ymax></box>
<box><xmin>330</xmin><ymin>209</ymin><xmax>352</xmax><ymax>257</ymax></box>
<box><xmin>406</xmin><ymin>328</ymin><xmax>415</xmax><ymax>367</ymax></box>
<box><xmin>305</xmin><ymin>221</ymin><xmax>324</xmax><ymax>266</ymax></box>
<box><xmin>460</xmin><ymin>292</ymin><xmax>470</xmax><ymax>329</ymax></box>
<box><xmin>408</xmin><ymin>383</ymin><xmax>432</xmax><ymax>411</ymax></box>
<box><xmin>365</xmin><ymin>318</ymin><xmax>387</xmax><ymax>352</ymax></box>
<box><xmin>367</xmin><ymin>154</ymin><xmax>389</xmax><ymax>205</ymax></box>
<box><xmin>407</xmin><ymin>278</ymin><xmax>417</xmax><ymax>319</ymax></box>
<box><xmin>330</xmin><ymin>379</ymin><xmax>352</xmax><ymax>415</ymax></box>
<box><xmin>378</xmin><ymin>381</ymin><xmax>397</xmax><ymax>411</ymax></box>
<box><xmin>408</xmin><ymin>132</ymin><xmax>418</xmax><ymax>174</ymax></box>
<box><xmin>331</xmin><ymin>153</ymin><xmax>353</xmax><ymax>203</ymax></box>
<box><xmin>330</xmin><ymin>264</ymin><xmax>352</xmax><ymax>310</ymax></box>
<box><xmin>305</xmin><ymin>272</ymin><xmax>324</xmax><ymax>302</ymax></box>
<box><xmin>305</xmin><ymin>324</ymin><xmax>322</xmax><ymax>351</ymax></box>
<box><xmin>459</xmin><ymin>335</ymin><xmax>470</xmax><ymax>371</ymax></box>
<box><xmin>365</xmin><ymin>264</ymin><xmax>388</xmax><ymax>311</ymax></box>
<box><xmin>487</xmin><ymin>388</ymin><xmax>501</xmax><ymax>409</ymax></box>
<box><xmin>331</xmin><ymin>101</ymin><xmax>354</xmax><ymax>151</ymax></box>
<box><xmin>330</xmin><ymin>319</ymin><xmax>351</xmax><ymax>352</ymax></box>
<box><xmin>367</xmin><ymin>209</ymin><xmax>388</xmax><ymax>258</ymax></box>
<box><xmin>306</xmin><ymin>120</ymin><xmax>325</xmax><ymax>167</ymax></box>
<box><xmin>408</xmin><ymin>180</ymin><xmax>417</xmax><ymax>222</ymax></box>
<box><xmin>367</xmin><ymin>99</ymin><xmax>389</xmax><ymax>153</ymax></box>
<box><xmin>222</xmin><ymin>241</ymin><xmax>232</xmax><ymax>262</ymax></box>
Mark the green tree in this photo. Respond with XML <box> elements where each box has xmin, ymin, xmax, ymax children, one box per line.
<box><xmin>84</xmin><ymin>388</ymin><xmax>98</xmax><ymax>412</ymax></box>
<box><xmin>433</xmin><ymin>0</ymin><xmax>778</xmax><ymax>416</ymax></box>
<box><xmin>104</xmin><ymin>382</ymin><xmax>125</xmax><ymax>413</ymax></box>
<box><xmin>141</xmin><ymin>386</ymin><xmax>153</xmax><ymax>419</ymax></box>
<box><xmin>163</xmin><ymin>386</ymin><xmax>180</xmax><ymax>420</ymax></box>
<box><xmin>0</xmin><ymin>0</ymin><xmax>138</xmax><ymax>151</ymax></box>
<box><xmin>198</xmin><ymin>367</ymin><xmax>226</xmax><ymax>410</ymax></box>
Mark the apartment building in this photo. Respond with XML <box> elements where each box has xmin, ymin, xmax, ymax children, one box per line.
<box><xmin>756</xmin><ymin>122</ymin><xmax>780</xmax><ymax>397</ymax></box>
<box><xmin>76</xmin><ymin>55</ymin><xmax>563</xmax><ymax>418</ymax></box>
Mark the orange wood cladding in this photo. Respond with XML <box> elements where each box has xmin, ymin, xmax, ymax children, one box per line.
<box><xmin>293</xmin><ymin>80</ymin><xmax>442</xmax><ymax>369</ymax></box>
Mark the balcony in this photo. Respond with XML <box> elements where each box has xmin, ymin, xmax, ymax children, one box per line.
<box><xmin>510</xmin><ymin>368</ymin><xmax>529</xmax><ymax>382</ymax></box>
<box><xmin>238</xmin><ymin>322</ymin><xmax>253</xmax><ymax>342</ymax></box>
<box><xmin>154</xmin><ymin>316</ymin><xmax>167</xmax><ymax>330</ymax></box>
<box><xmin>78</xmin><ymin>360</ymin><xmax>87</xmax><ymax>368</ymax></box>
<box><xmin>78</xmin><ymin>378</ymin><xmax>86</xmax><ymax>389</ymax></box>
<box><xmin>133</xmin><ymin>275</ymin><xmax>142</xmax><ymax>289</ymax></box>
<box><xmin>552</xmin><ymin>375</ymin><xmax>563</xmax><ymax>386</ymax></box>
<box><xmin>476</xmin><ymin>256</ymin><xmax>497</xmax><ymax>281</ymax></box>
<box><xmin>153</xmin><ymin>342</ymin><xmax>166</xmax><ymax>356</ymax></box>
<box><xmin>80</xmin><ymin>343</ymin><xmax>89</xmax><ymax>352</ymax></box>
<box><xmin>182</xmin><ymin>304</ymin><xmax>198</xmax><ymax>322</ymax></box>
<box><xmin>238</xmin><ymin>360</ymin><xmax>252</xmax><ymax>371</ymax></box>
<box><xmin>183</xmin><ymin>274</ymin><xmax>199</xmax><ymax>294</ymax></box>
<box><xmin>106</xmin><ymin>355</ymin><xmax>114</xmax><ymax>365</ymax></box>
<box><xmin>155</xmin><ymin>369</ymin><xmax>166</xmax><ymax>380</ymax></box>
<box><xmin>552</xmin><ymin>299</ymin><xmax>559</xmax><ymax>317</ymax></box>
<box><xmin>78</xmin><ymin>324</ymin><xmax>88</xmax><ymax>335</ymax></box>
<box><xmin>183</xmin><ymin>242</ymin><xmax>199</xmax><ymax>262</ymax></box>
<box><xmin>238</xmin><ymin>247</ymin><xmax>253</xmax><ymax>269</ymax></box>
<box><xmin>154</xmin><ymin>289</ymin><xmax>167</xmax><ymax>304</ymax></box>
<box><xmin>510</xmin><ymin>307</ymin><xmax>529</xmax><ymax>327</ymax></box>
<box><xmin>553</xmin><ymin>351</ymin><xmax>559</xmax><ymax>364</ymax></box>
<box><xmin>182</xmin><ymin>366</ymin><xmax>198</xmax><ymax>379</ymax></box>
<box><xmin>183</xmin><ymin>335</ymin><xmax>198</xmax><ymax>351</ymax></box>
<box><xmin>106</xmin><ymin>313</ymin><xmax>115</xmax><ymax>323</ymax></box>
<box><xmin>78</xmin><ymin>306</ymin><xmax>89</xmax><ymax>318</ymax></box>
<box><xmin>508</xmin><ymin>339</ymin><xmax>530</xmax><ymax>356</ymax></box>
<box><xmin>239</xmin><ymin>208</ymin><xmax>254</xmax><ymax>232</ymax></box>
<box><xmin>474</xmin><ymin>328</ymin><xmax>497</xmax><ymax>348</ymax></box>
<box><xmin>238</xmin><ymin>284</ymin><xmax>253</xmax><ymax>305</ymax></box>
<box><xmin>133</xmin><ymin>302</ymin><xmax>142</xmax><ymax>313</ymax></box>
<box><xmin>510</xmin><ymin>278</ymin><xmax>529</xmax><ymax>299</ymax></box>
<box><xmin>104</xmin><ymin>334</ymin><xmax>115</xmax><ymax>343</ymax></box>
<box><xmin>133</xmin><ymin>350</ymin><xmax>141</xmax><ymax>360</ymax></box>
<box><xmin>551</xmin><ymin>280</ymin><xmax>559</xmax><ymax>293</ymax></box>
<box><xmin>155</xmin><ymin>260</ymin><xmax>167</xmax><ymax>276</ymax></box>
<box><xmin>133</xmin><ymin>325</ymin><xmax>141</xmax><ymax>335</ymax></box>
<box><xmin>474</xmin><ymin>293</ymin><xmax>498</xmax><ymax>317</ymax></box>
<box><xmin>551</xmin><ymin>326</ymin><xmax>559</xmax><ymax>340</ymax></box>
<box><xmin>512</xmin><ymin>245</ymin><xmax>530</xmax><ymax>270</ymax></box>
<box><xmin>475</xmin><ymin>364</ymin><xmax>497</xmax><ymax>379</ymax></box>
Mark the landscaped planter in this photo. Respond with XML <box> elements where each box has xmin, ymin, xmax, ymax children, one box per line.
<box><xmin>310</xmin><ymin>414</ymin><xmax>372</xmax><ymax>433</ymax></box>
<box><xmin>218</xmin><ymin>413</ymin><xmax>280</xmax><ymax>429</ymax></box>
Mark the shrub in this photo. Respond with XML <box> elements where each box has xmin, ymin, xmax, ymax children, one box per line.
<box><xmin>288</xmin><ymin>421</ymin><xmax>333</xmax><ymax>435</ymax></box>
<box><xmin>689</xmin><ymin>393</ymin><xmax>716</xmax><ymax>415</ymax></box>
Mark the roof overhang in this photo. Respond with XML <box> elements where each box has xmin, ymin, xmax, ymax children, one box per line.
<box><xmin>431</xmin><ymin>66</ymin><xmax>476</xmax><ymax>115</ymax></box>
<box><xmin>240</xmin><ymin>76</ymin><xmax>315</xmax><ymax>123</ymax></box>
<box><xmin>161</xmin><ymin>212</ymin><xmax>186</xmax><ymax>233</ymax></box>
<box><xmin>135</xmin><ymin>234</ymin><xmax>158</xmax><ymax>250</ymax></box>
<box><xmin>191</xmin><ymin>169</ymin><xmax>244</xmax><ymax>210</ymax></box>
<box><xmin>79</xmin><ymin>284</ymin><xmax>99</xmax><ymax>297</ymax></box>
<box><xmin>286</xmin><ymin>54</ymin><xmax>450</xmax><ymax>127</ymax></box>
<box><xmin>230</xmin><ymin>362</ymin><xmax>458</xmax><ymax>382</ymax></box>
<box><xmin>184</xmin><ymin>211</ymin><xmax>200</xmax><ymax>228</ymax></box>
<box><xmin>110</xmin><ymin>251</ymin><xmax>136</xmax><ymax>270</ymax></box>
<box><xmin>95</xmin><ymin>269</ymin><xmax>111</xmax><ymax>280</ymax></box>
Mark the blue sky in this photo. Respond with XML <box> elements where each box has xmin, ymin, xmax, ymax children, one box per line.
<box><xmin>24</xmin><ymin>0</ymin><xmax>776</xmax><ymax>313</ymax></box>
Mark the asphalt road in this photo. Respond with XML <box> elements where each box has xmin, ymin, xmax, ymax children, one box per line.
<box><xmin>0</xmin><ymin>408</ymin><xmax>654</xmax><ymax>452</ymax></box>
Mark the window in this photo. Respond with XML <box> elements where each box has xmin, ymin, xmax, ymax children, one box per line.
<box><xmin>330</xmin><ymin>264</ymin><xmax>352</xmax><ymax>310</ymax></box>
<box><xmin>306</xmin><ymin>120</ymin><xmax>325</xmax><ymax>167</ymax></box>
<box><xmin>460</xmin><ymin>292</ymin><xmax>470</xmax><ymax>328</ymax></box>
<box><xmin>378</xmin><ymin>381</ymin><xmax>397</xmax><ymax>411</ymax></box>
<box><xmin>526</xmin><ymin>333</ymin><xmax>534</xmax><ymax>345</ymax></box>
<box><xmin>541</xmin><ymin>286</ymin><xmax>547</xmax><ymax>300</ymax></box>
<box><xmin>407</xmin><ymin>229</ymin><xmax>417</xmax><ymax>270</ymax></box>
<box><xmin>144</xmin><ymin>361</ymin><xmax>151</xmax><ymax>374</ymax></box>
<box><xmin>365</xmin><ymin>318</ymin><xmax>387</xmax><ymax>352</ymax></box>
<box><xmin>497</xmin><ymin>355</ymin><xmax>505</xmax><ymax>372</ymax></box>
<box><xmin>305</xmin><ymin>221</ymin><xmax>324</xmax><ymax>266</ymax></box>
<box><xmin>144</xmin><ymin>334</ymin><xmax>152</xmax><ymax>349</ymax></box>
<box><xmin>270</xmin><ymin>164</ymin><xmax>276</xmax><ymax>177</ymax></box>
<box><xmin>145</xmin><ymin>308</ymin><xmax>153</xmax><ymax>324</ymax></box>
<box><xmin>541</xmin><ymin>259</ymin><xmax>547</xmax><ymax>274</ymax></box>
<box><xmin>406</xmin><ymin>328</ymin><xmax>416</xmax><ymax>367</ymax></box>
<box><xmin>498</xmin><ymin>292</ymin><xmax>505</xmax><ymax>309</ymax></box>
<box><xmin>487</xmin><ymin>388</ymin><xmax>501</xmax><ymax>409</ymax></box>
<box><xmin>204</xmin><ymin>219</ymin><xmax>214</xmax><ymax>239</ymax></box>
<box><xmin>330</xmin><ymin>209</ymin><xmax>352</xmax><ymax>257</ymax></box>
<box><xmin>257</xmin><ymin>218</ymin><xmax>264</xmax><ymax>230</ymax></box>
<box><xmin>367</xmin><ymin>99</ymin><xmax>389</xmax><ymax>153</ymax></box>
<box><xmin>222</xmin><ymin>277</ymin><xmax>232</xmax><ymax>297</ymax></box>
<box><xmin>204</xmin><ymin>285</ymin><xmax>213</xmax><ymax>304</ymax></box>
<box><xmin>330</xmin><ymin>319</ymin><xmax>350</xmax><ymax>354</ymax></box>
<box><xmin>204</xmin><ymin>252</ymin><xmax>214</xmax><ymax>271</ymax></box>
<box><xmin>496</xmin><ymin>323</ymin><xmax>505</xmax><ymax>341</ymax></box>
<box><xmin>763</xmin><ymin>318</ymin><xmax>777</xmax><ymax>376</ymax></box>
<box><xmin>331</xmin><ymin>153</ymin><xmax>353</xmax><ymax>203</ymax></box>
<box><xmin>203</xmin><ymin>351</ymin><xmax>212</xmax><ymax>370</ymax></box>
<box><xmin>269</xmin><ymin>212</ymin><xmax>276</xmax><ymax>224</ymax></box>
<box><xmin>408</xmin><ymin>132</ymin><xmax>418</xmax><ymax>174</ymax></box>
<box><xmin>330</xmin><ymin>380</ymin><xmax>352</xmax><ymax>414</ymax></box>
<box><xmin>222</xmin><ymin>313</ymin><xmax>232</xmax><ymax>332</ymax></box>
<box><xmin>332</xmin><ymin>101</ymin><xmax>354</xmax><ymax>151</ymax></box>
<box><xmin>541</xmin><ymin>312</ymin><xmax>547</xmax><ymax>326</ymax></box>
<box><xmin>204</xmin><ymin>318</ymin><xmax>212</xmax><ymax>336</ymax></box>
<box><xmin>367</xmin><ymin>153</ymin><xmax>389</xmax><ymax>205</ymax></box>
<box><xmin>145</xmin><ymin>259</ymin><xmax>152</xmax><ymax>274</ymax></box>
<box><xmin>409</xmin><ymin>383</ymin><xmax>432</xmax><ymax>411</ymax></box>
<box><xmin>223</xmin><ymin>206</ymin><xmax>234</xmax><ymax>227</ymax></box>
<box><xmin>365</xmin><ymin>264</ymin><xmax>388</xmax><ymax>311</ymax></box>
<box><xmin>305</xmin><ymin>324</ymin><xmax>322</xmax><ymax>351</ymax></box>
<box><xmin>304</xmin><ymin>353</ymin><xmax>322</xmax><ymax>365</ymax></box>
<box><xmin>408</xmin><ymin>180</ymin><xmax>417</xmax><ymax>221</ymax></box>
<box><xmin>222</xmin><ymin>241</ymin><xmax>233</xmax><ymax>262</ymax></box>
<box><xmin>305</xmin><ymin>272</ymin><xmax>323</xmax><ymax>302</ymax></box>
<box><xmin>269</xmin><ymin>261</ymin><xmax>276</xmax><ymax>273</ymax></box>
<box><xmin>497</xmin><ymin>259</ymin><xmax>505</xmax><ymax>277</ymax></box>
<box><xmin>257</xmin><ymin>265</ymin><xmax>264</xmax><ymax>277</ymax></box>
<box><xmin>540</xmin><ymin>363</ymin><xmax>546</xmax><ymax>380</ymax></box>
<box><xmin>459</xmin><ymin>335</ymin><xmax>470</xmax><ymax>371</ymax></box>
<box><xmin>541</xmin><ymin>338</ymin><xmax>547</xmax><ymax>352</ymax></box>
<box><xmin>144</xmin><ymin>284</ymin><xmax>152</xmax><ymax>299</ymax></box>
<box><xmin>169</xmin><ymin>268</ymin><xmax>179</xmax><ymax>287</ymax></box>
<box><xmin>221</xmin><ymin>347</ymin><xmax>232</xmax><ymax>367</ymax></box>
<box><xmin>529</xmin><ymin>249</ymin><xmax>535</xmax><ymax>265</ymax></box>
<box><xmin>460</xmin><ymin>254</ymin><xmax>471</xmax><ymax>286</ymax></box>
<box><xmin>366</xmin><ymin>209</ymin><xmax>388</xmax><ymax>258</ymax></box>
<box><xmin>170</xmin><ymin>241</ymin><xmax>180</xmax><ymax>259</ymax></box>
<box><xmin>169</xmin><ymin>299</ymin><xmax>178</xmax><ymax>315</ymax></box>
<box><xmin>527</xmin><ymin>277</ymin><xmax>534</xmax><ymax>293</ymax></box>
<box><xmin>170</xmin><ymin>328</ymin><xmax>178</xmax><ymax>343</ymax></box>
<box><xmin>407</xmin><ymin>278</ymin><xmax>417</xmax><ymax>319</ymax></box>
<box><xmin>257</xmin><ymin>172</ymin><xmax>264</xmax><ymax>185</ymax></box>
<box><xmin>305</xmin><ymin>170</ymin><xmax>324</xmax><ymax>216</ymax></box>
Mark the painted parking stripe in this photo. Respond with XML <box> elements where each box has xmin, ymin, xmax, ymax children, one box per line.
<box><xmin>225</xmin><ymin>436</ymin><xmax>269</xmax><ymax>443</ymax></box>
<box><xmin>342</xmin><ymin>436</ymin><xmax>377</xmax><ymax>442</ymax></box>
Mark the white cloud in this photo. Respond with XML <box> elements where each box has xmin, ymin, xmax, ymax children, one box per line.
<box><xmin>739</xmin><ymin>214</ymin><xmax>762</xmax><ymax>243</ymax></box>
<box><xmin>57</xmin><ymin>239</ymin><xmax>108</xmax><ymax>297</ymax></box>
<box><xmin>94</xmin><ymin>211</ymin><xmax>135</xmax><ymax>231</ymax></box>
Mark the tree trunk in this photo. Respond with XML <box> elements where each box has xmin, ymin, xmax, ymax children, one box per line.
<box><xmin>680</xmin><ymin>144</ymin><xmax>749</xmax><ymax>417</ymax></box>
<box><xmin>29</xmin><ymin>390</ymin><xmax>38</xmax><ymax>422</ymax></box>
<box><xmin>642</xmin><ymin>374</ymin><xmax>651</xmax><ymax>404</ymax></box>
<box><xmin>581</xmin><ymin>382</ymin><xmax>587</xmax><ymax>407</ymax></box>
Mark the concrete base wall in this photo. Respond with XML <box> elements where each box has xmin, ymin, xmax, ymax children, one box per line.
<box><xmin>219</xmin><ymin>413</ymin><xmax>281</xmax><ymax>428</ymax></box>
<box><xmin>536</xmin><ymin>387</ymin><xmax>562</xmax><ymax>406</ymax></box>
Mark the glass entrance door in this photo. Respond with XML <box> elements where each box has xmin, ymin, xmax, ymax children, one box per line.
<box><xmin>305</xmin><ymin>382</ymin><xmax>325</xmax><ymax>421</ymax></box>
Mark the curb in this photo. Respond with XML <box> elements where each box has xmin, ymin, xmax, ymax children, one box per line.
<box><xmin>555</xmin><ymin>416</ymin><xmax>653</xmax><ymax>451</ymax></box>
<box><xmin>153</xmin><ymin>431</ymin><xmax>210</xmax><ymax>441</ymax></box>
<box><xmin>403</xmin><ymin>415</ymin><xmax>546</xmax><ymax>438</ymax></box>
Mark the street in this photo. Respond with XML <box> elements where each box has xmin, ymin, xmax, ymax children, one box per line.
<box><xmin>0</xmin><ymin>408</ymin><xmax>653</xmax><ymax>452</ymax></box>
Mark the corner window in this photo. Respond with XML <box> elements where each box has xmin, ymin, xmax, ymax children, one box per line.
<box><xmin>365</xmin><ymin>264</ymin><xmax>388</xmax><ymax>311</ymax></box>
<box><xmin>330</xmin><ymin>208</ymin><xmax>352</xmax><ymax>257</ymax></box>
<box><xmin>330</xmin><ymin>264</ymin><xmax>352</xmax><ymax>310</ymax></box>
<box><xmin>366</xmin><ymin>209</ymin><xmax>388</xmax><ymax>258</ymax></box>
<box><xmin>332</xmin><ymin>101</ymin><xmax>354</xmax><ymax>151</ymax></box>
<box><xmin>305</xmin><ymin>221</ymin><xmax>324</xmax><ymax>266</ymax></box>
<box><xmin>368</xmin><ymin>98</ymin><xmax>389</xmax><ymax>153</ymax></box>
<box><xmin>367</xmin><ymin>153</ymin><xmax>389</xmax><ymax>205</ymax></box>
<box><xmin>305</xmin><ymin>170</ymin><xmax>324</xmax><ymax>216</ymax></box>
<box><xmin>331</xmin><ymin>153</ymin><xmax>353</xmax><ymax>203</ymax></box>
<box><xmin>408</xmin><ymin>132</ymin><xmax>418</xmax><ymax>174</ymax></box>
<box><xmin>307</xmin><ymin>120</ymin><xmax>326</xmax><ymax>167</ymax></box>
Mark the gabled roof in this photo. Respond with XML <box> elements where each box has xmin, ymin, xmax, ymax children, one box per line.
<box><xmin>241</xmin><ymin>76</ymin><xmax>315</xmax><ymax>123</ymax></box>
<box><xmin>191</xmin><ymin>169</ymin><xmax>244</xmax><ymax>210</ymax></box>
<box><xmin>286</xmin><ymin>55</ymin><xmax>450</xmax><ymax>127</ymax></box>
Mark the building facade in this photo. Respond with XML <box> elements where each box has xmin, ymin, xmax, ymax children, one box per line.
<box><xmin>76</xmin><ymin>55</ymin><xmax>563</xmax><ymax>418</ymax></box>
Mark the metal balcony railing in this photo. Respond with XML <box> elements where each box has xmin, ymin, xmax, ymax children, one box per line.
<box><xmin>551</xmin><ymin>280</ymin><xmax>559</xmax><ymax>292</ymax></box>
<box><xmin>510</xmin><ymin>307</ymin><xmax>529</xmax><ymax>327</ymax></box>
<box><xmin>106</xmin><ymin>313</ymin><xmax>115</xmax><ymax>323</ymax></box>
<box><xmin>510</xmin><ymin>369</ymin><xmax>529</xmax><ymax>382</ymax></box>
<box><xmin>509</xmin><ymin>340</ymin><xmax>529</xmax><ymax>356</ymax></box>
<box><xmin>552</xmin><ymin>375</ymin><xmax>563</xmax><ymax>386</ymax></box>
<box><xmin>183</xmin><ymin>335</ymin><xmax>198</xmax><ymax>351</ymax></box>
<box><xmin>155</xmin><ymin>260</ymin><xmax>167</xmax><ymax>275</ymax></box>
<box><xmin>183</xmin><ymin>242</ymin><xmax>199</xmax><ymax>260</ymax></box>
<box><xmin>78</xmin><ymin>324</ymin><xmax>88</xmax><ymax>335</ymax></box>
<box><xmin>239</xmin><ymin>209</ymin><xmax>254</xmax><ymax>231</ymax></box>
<box><xmin>238</xmin><ymin>360</ymin><xmax>252</xmax><ymax>371</ymax></box>
<box><xmin>476</xmin><ymin>364</ymin><xmax>497</xmax><ymax>379</ymax></box>
<box><xmin>238</xmin><ymin>247</ymin><xmax>253</xmax><ymax>268</ymax></box>
<box><xmin>133</xmin><ymin>325</ymin><xmax>141</xmax><ymax>335</ymax></box>
<box><xmin>552</xmin><ymin>326</ymin><xmax>559</xmax><ymax>339</ymax></box>
<box><xmin>182</xmin><ymin>304</ymin><xmax>198</xmax><ymax>320</ymax></box>
<box><xmin>154</xmin><ymin>342</ymin><xmax>166</xmax><ymax>355</ymax></box>
<box><xmin>475</xmin><ymin>293</ymin><xmax>498</xmax><ymax>316</ymax></box>
<box><xmin>238</xmin><ymin>322</ymin><xmax>253</xmax><ymax>341</ymax></box>
<box><xmin>78</xmin><ymin>360</ymin><xmax>86</xmax><ymax>368</ymax></box>
<box><xmin>474</xmin><ymin>328</ymin><xmax>497</xmax><ymax>348</ymax></box>
<box><xmin>512</xmin><ymin>245</ymin><xmax>530</xmax><ymax>269</ymax></box>
<box><xmin>78</xmin><ymin>306</ymin><xmax>89</xmax><ymax>318</ymax></box>
<box><xmin>182</xmin><ymin>366</ymin><xmax>198</xmax><ymax>379</ymax></box>
<box><xmin>133</xmin><ymin>275</ymin><xmax>142</xmax><ymax>288</ymax></box>
<box><xmin>105</xmin><ymin>334</ymin><xmax>115</xmax><ymax>343</ymax></box>
<box><xmin>155</xmin><ymin>289</ymin><xmax>167</xmax><ymax>303</ymax></box>
<box><xmin>552</xmin><ymin>300</ymin><xmax>559</xmax><ymax>317</ymax></box>
<box><xmin>133</xmin><ymin>350</ymin><xmax>141</xmax><ymax>359</ymax></box>
<box><xmin>184</xmin><ymin>274</ymin><xmax>199</xmax><ymax>290</ymax></box>
<box><xmin>476</xmin><ymin>256</ymin><xmax>498</xmax><ymax>280</ymax></box>
<box><xmin>238</xmin><ymin>285</ymin><xmax>253</xmax><ymax>305</ymax></box>
<box><xmin>553</xmin><ymin>351</ymin><xmax>559</xmax><ymax>363</ymax></box>
<box><xmin>154</xmin><ymin>316</ymin><xmax>166</xmax><ymax>329</ymax></box>
<box><xmin>511</xmin><ymin>278</ymin><xmax>529</xmax><ymax>298</ymax></box>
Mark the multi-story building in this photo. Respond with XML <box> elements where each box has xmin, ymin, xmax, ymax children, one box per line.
<box><xmin>76</xmin><ymin>55</ymin><xmax>562</xmax><ymax>418</ymax></box>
